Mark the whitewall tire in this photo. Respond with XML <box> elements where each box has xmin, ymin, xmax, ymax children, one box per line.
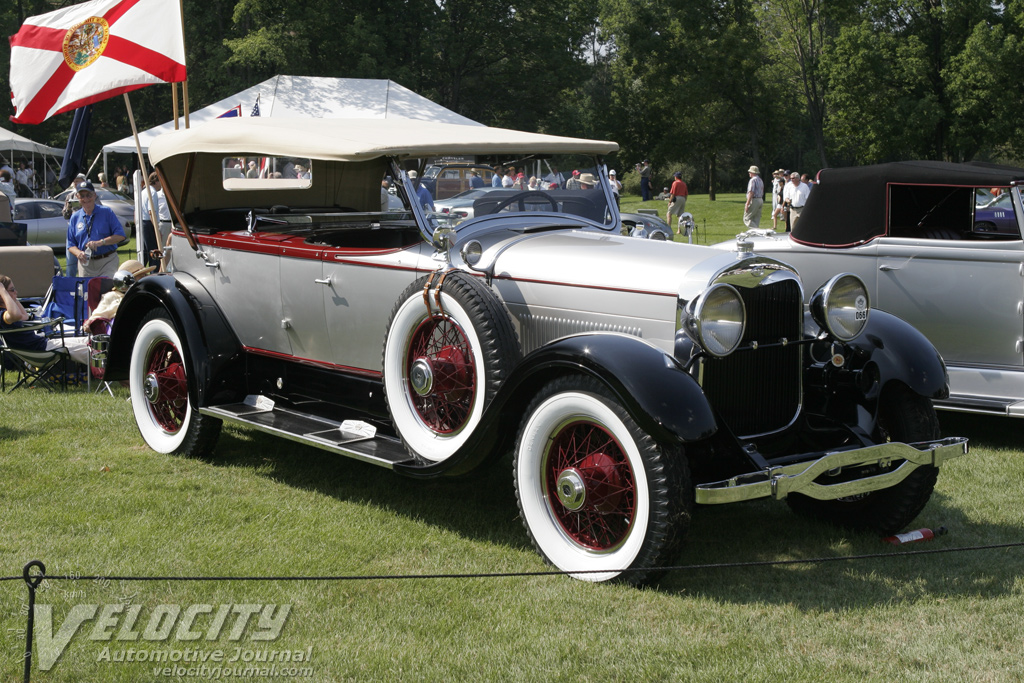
<box><xmin>514</xmin><ymin>376</ymin><xmax>691</xmax><ymax>584</ymax></box>
<box><xmin>129</xmin><ymin>310</ymin><xmax>220</xmax><ymax>456</ymax></box>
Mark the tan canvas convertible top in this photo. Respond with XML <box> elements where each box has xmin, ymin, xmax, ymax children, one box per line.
<box><xmin>148</xmin><ymin>118</ymin><xmax>619</xmax><ymax>165</ymax></box>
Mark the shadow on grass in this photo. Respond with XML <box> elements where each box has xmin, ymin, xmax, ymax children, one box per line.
<box><xmin>204</xmin><ymin>424</ymin><xmax>529</xmax><ymax>551</ymax></box>
<box><xmin>199</xmin><ymin>412</ymin><xmax>1021</xmax><ymax>607</ymax></box>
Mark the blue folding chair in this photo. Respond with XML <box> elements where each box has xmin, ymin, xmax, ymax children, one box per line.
<box><xmin>41</xmin><ymin>276</ymin><xmax>91</xmax><ymax>338</ymax></box>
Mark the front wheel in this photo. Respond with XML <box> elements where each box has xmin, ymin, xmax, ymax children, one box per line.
<box><xmin>787</xmin><ymin>385</ymin><xmax>940</xmax><ymax>534</ymax></box>
<box><xmin>514</xmin><ymin>376</ymin><xmax>691</xmax><ymax>584</ymax></box>
<box><xmin>129</xmin><ymin>309</ymin><xmax>221</xmax><ymax>456</ymax></box>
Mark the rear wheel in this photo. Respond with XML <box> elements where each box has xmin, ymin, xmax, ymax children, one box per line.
<box><xmin>514</xmin><ymin>376</ymin><xmax>691</xmax><ymax>584</ymax></box>
<box><xmin>787</xmin><ymin>385</ymin><xmax>940</xmax><ymax>534</ymax></box>
<box><xmin>129</xmin><ymin>309</ymin><xmax>221</xmax><ymax>456</ymax></box>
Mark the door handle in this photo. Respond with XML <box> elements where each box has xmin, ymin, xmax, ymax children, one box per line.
<box><xmin>878</xmin><ymin>264</ymin><xmax>898</xmax><ymax>272</ymax></box>
<box><xmin>315</xmin><ymin>277</ymin><xmax>331</xmax><ymax>285</ymax></box>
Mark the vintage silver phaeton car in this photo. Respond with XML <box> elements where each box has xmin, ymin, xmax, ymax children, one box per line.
<box><xmin>722</xmin><ymin>161</ymin><xmax>1024</xmax><ymax>419</ymax></box>
<box><xmin>105</xmin><ymin>120</ymin><xmax>967</xmax><ymax>584</ymax></box>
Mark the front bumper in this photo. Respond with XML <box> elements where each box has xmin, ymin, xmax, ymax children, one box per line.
<box><xmin>695</xmin><ymin>437</ymin><xmax>969</xmax><ymax>504</ymax></box>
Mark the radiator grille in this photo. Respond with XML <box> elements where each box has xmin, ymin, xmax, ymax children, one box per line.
<box><xmin>700</xmin><ymin>279</ymin><xmax>803</xmax><ymax>436</ymax></box>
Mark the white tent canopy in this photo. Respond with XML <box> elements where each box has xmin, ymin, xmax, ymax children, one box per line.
<box><xmin>102</xmin><ymin>75</ymin><xmax>482</xmax><ymax>159</ymax></box>
<box><xmin>0</xmin><ymin>126</ymin><xmax>65</xmax><ymax>157</ymax></box>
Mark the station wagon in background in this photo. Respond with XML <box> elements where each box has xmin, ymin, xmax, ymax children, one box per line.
<box><xmin>104</xmin><ymin>120</ymin><xmax>967</xmax><ymax>584</ymax></box>
<box><xmin>421</xmin><ymin>163</ymin><xmax>496</xmax><ymax>200</ymax></box>
<box><xmin>721</xmin><ymin>160</ymin><xmax>1024</xmax><ymax>419</ymax></box>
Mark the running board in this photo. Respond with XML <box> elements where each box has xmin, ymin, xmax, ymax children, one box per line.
<box><xmin>933</xmin><ymin>395</ymin><xmax>1024</xmax><ymax>417</ymax></box>
<box><xmin>200</xmin><ymin>397</ymin><xmax>414</xmax><ymax>469</ymax></box>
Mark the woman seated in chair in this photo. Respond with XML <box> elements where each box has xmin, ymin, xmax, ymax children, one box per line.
<box><xmin>83</xmin><ymin>259</ymin><xmax>155</xmax><ymax>332</ymax></box>
<box><xmin>1</xmin><ymin>274</ymin><xmax>90</xmax><ymax>365</ymax></box>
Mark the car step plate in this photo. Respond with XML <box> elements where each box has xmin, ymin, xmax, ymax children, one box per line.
<box><xmin>200</xmin><ymin>400</ymin><xmax>413</xmax><ymax>468</ymax></box>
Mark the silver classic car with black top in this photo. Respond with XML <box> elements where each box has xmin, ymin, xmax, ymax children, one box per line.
<box><xmin>103</xmin><ymin>119</ymin><xmax>967</xmax><ymax>584</ymax></box>
<box><xmin>722</xmin><ymin>161</ymin><xmax>1024</xmax><ymax>419</ymax></box>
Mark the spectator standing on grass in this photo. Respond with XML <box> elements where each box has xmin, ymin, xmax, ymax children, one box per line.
<box><xmin>565</xmin><ymin>170</ymin><xmax>581</xmax><ymax>190</ymax></box>
<box><xmin>771</xmin><ymin>169</ymin><xmax>785</xmax><ymax>230</ymax></box>
<box><xmin>0</xmin><ymin>170</ymin><xmax>15</xmax><ymax>207</ymax></box>
<box><xmin>66</xmin><ymin>181</ymin><xmax>126</xmax><ymax>278</ymax></box>
<box><xmin>783</xmin><ymin>171</ymin><xmax>810</xmax><ymax>232</ymax></box>
<box><xmin>609</xmin><ymin>169</ymin><xmax>621</xmax><ymax>207</ymax></box>
<box><xmin>140</xmin><ymin>172</ymin><xmax>172</xmax><ymax>269</ymax></box>
<box><xmin>637</xmin><ymin>160</ymin><xmax>652</xmax><ymax>201</ymax></box>
<box><xmin>743</xmin><ymin>165</ymin><xmax>764</xmax><ymax>229</ymax></box>
<box><xmin>407</xmin><ymin>170</ymin><xmax>435</xmax><ymax>212</ymax></box>
<box><xmin>543</xmin><ymin>165</ymin><xmax>565</xmax><ymax>189</ymax></box>
<box><xmin>667</xmin><ymin>171</ymin><xmax>689</xmax><ymax>234</ymax></box>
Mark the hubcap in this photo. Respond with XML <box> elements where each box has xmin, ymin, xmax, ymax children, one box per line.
<box><xmin>410</xmin><ymin>358</ymin><xmax>434</xmax><ymax>396</ymax></box>
<box><xmin>143</xmin><ymin>372</ymin><xmax>160</xmax><ymax>403</ymax></box>
<box><xmin>544</xmin><ymin>420</ymin><xmax>636</xmax><ymax>551</ymax></box>
<box><xmin>555</xmin><ymin>468</ymin><xmax>587</xmax><ymax>511</ymax></box>
<box><xmin>406</xmin><ymin>314</ymin><xmax>476</xmax><ymax>434</ymax></box>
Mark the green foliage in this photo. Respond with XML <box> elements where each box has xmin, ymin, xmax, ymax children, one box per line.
<box><xmin>2</xmin><ymin>0</ymin><xmax>1023</xmax><ymax>186</ymax></box>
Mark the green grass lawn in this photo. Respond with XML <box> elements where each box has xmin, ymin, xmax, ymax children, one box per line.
<box><xmin>1</xmin><ymin>385</ymin><xmax>1022</xmax><ymax>681</ymax></box>
<box><xmin>3</xmin><ymin>199</ymin><xmax>1023</xmax><ymax>681</ymax></box>
<box><xmin>620</xmin><ymin>191</ymin><xmax>776</xmax><ymax>245</ymax></box>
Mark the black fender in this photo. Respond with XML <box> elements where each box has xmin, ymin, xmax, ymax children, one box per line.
<box><xmin>843</xmin><ymin>309</ymin><xmax>949</xmax><ymax>400</ymax></box>
<box><xmin>395</xmin><ymin>332</ymin><xmax>719</xmax><ymax>478</ymax></box>
<box><xmin>803</xmin><ymin>309</ymin><xmax>949</xmax><ymax>439</ymax></box>
<box><xmin>104</xmin><ymin>272</ymin><xmax>246</xmax><ymax>407</ymax></box>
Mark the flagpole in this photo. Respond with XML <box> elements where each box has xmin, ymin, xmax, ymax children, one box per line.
<box><xmin>172</xmin><ymin>82</ymin><xmax>180</xmax><ymax>130</ymax></box>
<box><xmin>123</xmin><ymin>93</ymin><xmax>166</xmax><ymax>272</ymax></box>
<box><xmin>179</xmin><ymin>0</ymin><xmax>190</xmax><ymax>128</ymax></box>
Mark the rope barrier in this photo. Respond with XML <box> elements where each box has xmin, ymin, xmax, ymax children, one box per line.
<box><xmin>9</xmin><ymin>541</ymin><xmax>1023</xmax><ymax>683</ymax></box>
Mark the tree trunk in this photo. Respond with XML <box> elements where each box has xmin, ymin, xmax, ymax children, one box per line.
<box><xmin>708</xmin><ymin>154</ymin><xmax>716</xmax><ymax>201</ymax></box>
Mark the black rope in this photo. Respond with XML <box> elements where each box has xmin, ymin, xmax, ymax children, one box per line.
<box><xmin>11</xmin><ymin>543</ymin><xmax>1022</xmax><ymax>683</ymax></box>
<box><xmin>3</xmin><ymin>540</ymin><xmax>1021</xmax><ymax>584</ymax></box>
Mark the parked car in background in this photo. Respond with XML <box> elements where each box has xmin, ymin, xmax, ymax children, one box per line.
<box><xmin>433</xmin><ymin>186</ymin><xmax>504</xmax><ymax>224</ymax></box>
<box><xmin>12</xmin><ymin>198</ymin><xmax>67</xmax><ymax>250</ymax></box>
<box><xmin>715</xmin><ymin>160</ymin><xmax>1024</xmax><ymax>419</ymax></box>
<box><xmin>421</xmin><ymin>163</ymin><xmax>495</xmax><ymax>200</ymax></box>
<box><xmin>620</xmin><ymin>211</ymin><xmax>672</xmax><ymax>240</ymax></box>
<box><xmin>104</xmin><ymin>119</ymin><xmax>966</xmax><ymax>585</ymax></box>
<box><xmin>54</xmin><ymin>186</ymin><xmax>135</xmax><ymax>238</ymax></box>
<box><xmin>974</xmin><ymin>190</ymin><xmax>1017</xmax><ymax>236</ymax></box>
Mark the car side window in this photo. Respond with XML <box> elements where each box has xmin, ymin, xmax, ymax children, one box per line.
<box><xmin>16</xmin><ymin>203</ymin><xmax>38</xmax><ymax>219</ymax></box>
<box><xmin>38</xmin><ymin>202</ymin><xmax>64</xmax><ymax>219</ymax></box>
<box><xmin>887</xmin><ymin>184</ymin><xmax>1020</xmax><ymax>241</ymax></box>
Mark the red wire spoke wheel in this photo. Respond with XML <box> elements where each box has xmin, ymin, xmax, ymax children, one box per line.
<box><xmin>384</xmin><ymin>272</ymin><xmax>520</xmax><ymax>463</ymax></box>
<box><xmin>143</xmin><ymin>339</ymin><xmax>189</xmax><ymax>433</ymax></box>
<box><xmin>130</xmin><ymin>310</ymin><xmax>221</xmax><ymax>456</ymax></box>
<box><xmin>515</xmin><ymin>376</ymin><xmax>691</xmax><ymax>584</ymax></box>
<box><xmin>544</xmin><ymin>420</ymin><xmax>636</xmax><ymax>551</ymax></box>
<box><xmin>405</xmin><ymin>314</ymin><xmax>476</xmax><ymax>434</ymax></box>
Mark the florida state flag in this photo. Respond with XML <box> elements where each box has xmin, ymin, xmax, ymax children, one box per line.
<box><xmin>9</xmin><ymin>0</ymin><xmax>186</xmax><ymax>124</ymax></box>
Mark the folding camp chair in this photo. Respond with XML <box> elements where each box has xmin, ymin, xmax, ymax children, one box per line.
<box><xmin>0</xmin><ymin>316</ymin><xmax>71</xmax><ymax>392</ymax></box>
<box><xmin>41</xmin><ymin>276</ymin><xmax>92</xmax><ymax>338</ymax></box>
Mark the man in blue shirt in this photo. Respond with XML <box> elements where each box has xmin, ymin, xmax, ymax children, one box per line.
<box><xmin>66</xmin><ymin>181</ymin><xmax>126</xmax><ymax>277</ymax></box>
<box><xmin>407</xmin><ymin>171</ymin><xmax>435</xmax><ymax>212</ymax></box>
<box><xmin>469</xmin><ymin>171</ymin><xmax>484</xmax><ymax>189</ymax></box>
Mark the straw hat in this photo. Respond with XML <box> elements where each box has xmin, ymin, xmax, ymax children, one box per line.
<box><xmin>118</xmin><ymin>259</ymin><xmax>156</xmax><ymax>278</ymax></box>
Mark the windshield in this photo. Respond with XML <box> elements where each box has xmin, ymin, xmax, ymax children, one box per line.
<box><xmin>430</xmin><ymin>154</ymin><xmax>615</xmax><ymax>228</ymax></box>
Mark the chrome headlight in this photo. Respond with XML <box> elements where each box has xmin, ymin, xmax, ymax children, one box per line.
<box><xmin>689</xmin><ymin>283</ymin><xmax>746</xmax><ymax>357</ymax></box>
<box><xmin>810</xmin><ymin>273</ymin><xmax>870</xmax><ymax>341</ymax></box>
<box><xmin>460</xmin><ymin>239</ymin><xmax>483</xmax><ymax>266</ymax></box>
